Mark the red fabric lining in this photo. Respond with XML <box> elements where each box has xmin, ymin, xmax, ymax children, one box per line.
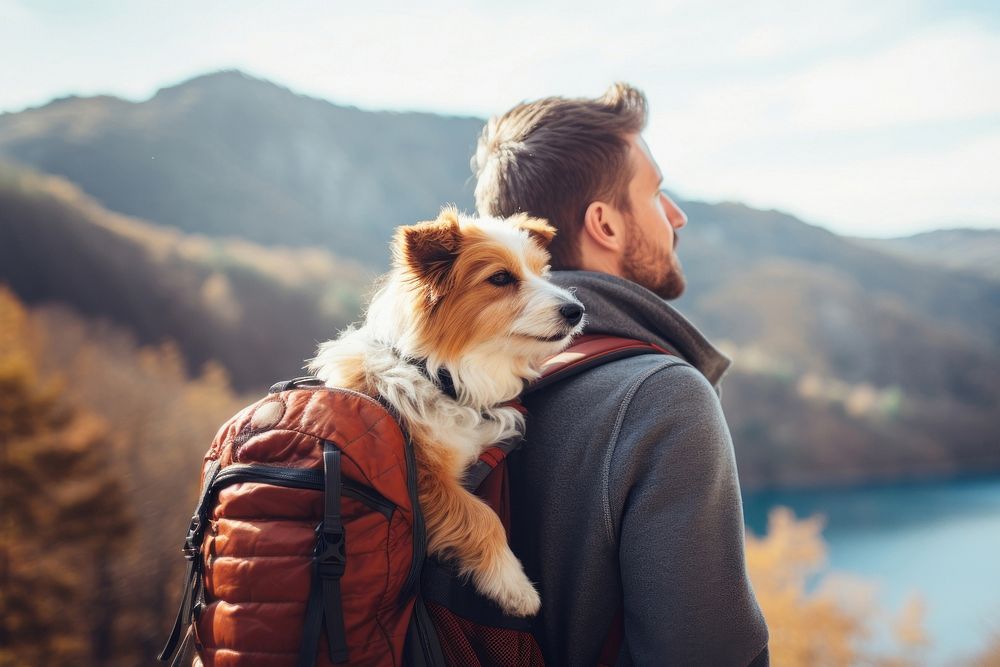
<box><xmin>425</xmin><ymin>601</ymin><xmax>545</xmax><ymax>667</ymax></box>
<box><xmin>478</xmin><ymin>446</ymin><xmax>505</xmax><ymax>469</ymax></box>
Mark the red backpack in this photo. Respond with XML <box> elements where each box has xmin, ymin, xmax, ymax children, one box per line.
<box><xmin>159</xmin><ymin>336</ymin><xmax>669</xmax><ymax>666</ymax></box>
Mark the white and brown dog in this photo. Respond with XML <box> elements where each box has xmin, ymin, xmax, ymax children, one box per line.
<box><xmin>308</xmin><ymin>208</ymin><xmax>584</xmax><ymax>616</ymax></box>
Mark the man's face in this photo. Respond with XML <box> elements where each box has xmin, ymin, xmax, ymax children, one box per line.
<box><xmin>618</xmin><ymin>134</ymin><xmax>688</xmax><ymax>299</ymax></box>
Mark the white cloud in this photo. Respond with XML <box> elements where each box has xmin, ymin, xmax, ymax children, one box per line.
<box><xmin>788</xmin><ymin>22</ymin><xmax>1000</xmax><ymax>131</ymax></box>
<box><xmin>666</xmin><ymin>130</ymin><xmax>1000</xmax><ymax>237</ymax></box>
<box><xmin>649</xmin><ymin>21</ymin><xmax>1000</xmax><ymax>150</ymax></box>
<box><xmin>642</xmin><ymin>18</ymin><xmax>1000</xmax><ymax>236</ymax></box>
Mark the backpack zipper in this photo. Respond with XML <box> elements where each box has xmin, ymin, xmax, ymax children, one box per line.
<box><xmin>399</xmin><ymin>433</ymin><xmax>426</xmax><ymax>600</ymax></box>
<box><xmin>272</xmin><ymin>380</ymin><xmax>392</xmax><ymax>414</ymax></box>
<box><xmin>212</xmin><ymin>463</ymin><xmax>396</xmax><ymax>519</ymax></box>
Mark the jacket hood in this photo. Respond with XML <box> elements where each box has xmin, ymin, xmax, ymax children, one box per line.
<box><xmin>551</xmin><ymin>270</ymin><xmax>732</xmax><ymax>387</ymax></box>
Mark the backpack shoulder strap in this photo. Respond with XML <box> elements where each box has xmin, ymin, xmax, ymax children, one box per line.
<box><xmin>527</xmin><ymin>334</ymin><xmax>675</xmax><ymax>394</ymax></box>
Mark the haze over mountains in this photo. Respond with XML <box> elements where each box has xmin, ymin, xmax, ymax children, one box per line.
<box><xmin>0</xmin><ymin>70</ymin><xmax>482</xmax><ymax>265</ymax></box>
<box><xmin>860</xmin><ymin>229</ymin><xmax>1000</xmax><ymax>282</ymax></box>
<box><xmin>1</xmin><ymin>69</ymin><xmax>997</xmax><ymax>490</ymax></box>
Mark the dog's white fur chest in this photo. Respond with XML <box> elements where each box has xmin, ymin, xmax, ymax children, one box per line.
<box><xmin>312</xmin><ymin>333</ymin><xmax>524</xmax><ymax>467</ymax></box>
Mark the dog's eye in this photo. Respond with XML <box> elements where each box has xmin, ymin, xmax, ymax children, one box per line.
<box><xmin>487</xmin><ymin>270</ymin><xmax>516</xmax><ymax>287</ymax></box>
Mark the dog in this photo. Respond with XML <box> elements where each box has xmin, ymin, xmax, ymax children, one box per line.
<box><xmin>307</xmin><ymin>207</ymin><xmax>585</xmax><ymax>616</ymax></box>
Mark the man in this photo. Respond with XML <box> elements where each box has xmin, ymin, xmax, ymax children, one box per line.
<box><xmin>471</xmin><ymin>84</ymin><xmax>769</xmax><ymax>665</ymax></box>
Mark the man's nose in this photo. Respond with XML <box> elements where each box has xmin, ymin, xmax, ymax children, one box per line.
<box><xmin>661</xmin><ymin>191</ymin><xmax>688</xmax><ymax>230</ymax></box>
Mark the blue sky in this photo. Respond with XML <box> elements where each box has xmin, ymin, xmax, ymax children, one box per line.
<box><xmin>3</xmin><ymin>0</ymin><xmax>998</xmax><ymax>237</ymax></box>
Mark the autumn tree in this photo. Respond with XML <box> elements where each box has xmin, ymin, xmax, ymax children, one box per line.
<box><xmin>965</xmin><ymin>626</ymin><xmax>1000</xmax><ymax>667</ymax></box>
<box><xmin>746</xmin><ymin>507</ymin><xmax>929</xmax><ymax>667</ymax></box>
<box><xmin>25</xmin><ymin>301</ymin><xmax>245</xmax><ymax>663</ymax></box>
<box><xmin>0</xmin><ymin>287</ymin><xmax>133</xmax><ymax>666</ymax></box>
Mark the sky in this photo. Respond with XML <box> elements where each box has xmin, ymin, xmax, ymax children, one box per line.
<box><xmin>2</xmin><ymin>0</ymin><xmax>999</xmax><ymax>238</ymax></box>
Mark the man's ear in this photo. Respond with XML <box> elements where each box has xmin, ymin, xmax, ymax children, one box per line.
<box><xmin>510</xmin><ymin>213</ymin><xmax>557</xmax><ymax>247</ymax></box>
<box><xmin>394</xmin><ymin>208</ymin><xmax>463</xmax><ymax>295</ymax></box>
<box><xmin>582</xmin><ymin>201</ymin><xmax>624</xmax><ymax>253</ymax></box>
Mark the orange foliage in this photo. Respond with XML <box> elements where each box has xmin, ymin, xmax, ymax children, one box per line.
<box><xmin>965</xmin><ymin>626</ymin><xmax>1000</xmax><ymax>667</ymax></box>
<box><xmin>0</xmin><ymin>288</ymin><xmax>132</xmax><ymax>666</ymax></box>
<box><xmin>25</xmin><ymin>304</ymin><xmax>247</xmax><ymax>664</ymax></box>
<box><xmin>746</xmin><ymin>507</ymin><xmax>930</xmax><ymax>667</ymax></box>
<box><xmin>0</xmin><ymin>288</ymin><xmax>246</xmax><ymax>664</ymax></box>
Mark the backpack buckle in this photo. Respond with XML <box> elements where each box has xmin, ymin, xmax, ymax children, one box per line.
<box><xmin>269</xmin><ymin>376</ymin><xmax>325</xmax><ymax>394</ymax></box>
<box><xmin>315</xmin><ymin>524</ymin><xmax>346</xmax><ymax>578</ymax></box>
<box><xmin>182</xmin><ymin>515</ymin><xmax>204</xmax><ymax>561</ymax></box>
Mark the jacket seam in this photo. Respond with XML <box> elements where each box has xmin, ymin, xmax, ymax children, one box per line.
<box><xmin>601</xmin><ymin>357</ymin><xmax>687</xmax><ymax>545</ymax></box>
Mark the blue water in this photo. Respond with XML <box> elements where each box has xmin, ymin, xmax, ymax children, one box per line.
<box><xmin>743</xmin><ymin>476</ymin><xmax>1000</xmax><ymax>665</ymax></box>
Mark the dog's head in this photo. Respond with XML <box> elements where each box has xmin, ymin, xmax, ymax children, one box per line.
<box><xmin>386</xmin><ymin>208</ymin><xmax>585</xmax><ymax>404</ymax></box>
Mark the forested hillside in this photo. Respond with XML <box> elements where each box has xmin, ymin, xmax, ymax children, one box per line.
<box><xmin>1</xmin><ymin>70</ymin><xmax>997</xmax><ymax>489</ymax></box>
<box><xmin>0</xmin><ymin>163</ymin><xmax>370</xmax><ymax>389</ymax></box>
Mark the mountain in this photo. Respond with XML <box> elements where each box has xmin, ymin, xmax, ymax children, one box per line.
<box><xmin>1</xmin><ymin>70</ymin><xmax>998</xmax><ymax>490</ymax></box>
<box><xmin>858</xmin><ymin>228</ymin><xmax>1000</xmax><ymax>282</ymax></box>
<box><xmin>668</xmin><ymin>203</ymin><xmax>1000</xmax><ymax>486</ymax></box>
<box><xmin>674</xmin><ymin>203</ymin><xmax>1000</xmax><ymax>395</ymax></box>
<box><xmin>0</xmin><ymin>70</ymin><xmax>483</xmax><ymax>266</ymax></box>
<box><xmin>0</xmin><ymin>162</ymin><xmax>371</xmax><ymax>389</ymax></box>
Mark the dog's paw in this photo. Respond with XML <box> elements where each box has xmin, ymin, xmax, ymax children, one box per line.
<box><xmin>495</xmin><ymin>571</ymin><xmax>541</xmax><ymax>617</ymax></box>
<box><xmin>474</xmin><ymin>548</ymin><xmax>541</xmax><ymax>617</ymax></box>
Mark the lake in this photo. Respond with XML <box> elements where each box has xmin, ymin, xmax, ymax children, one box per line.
<box><xmin>743</xmin><ymin>475</ymin><xmax>1000</xmax><ymax>665</ymax></box>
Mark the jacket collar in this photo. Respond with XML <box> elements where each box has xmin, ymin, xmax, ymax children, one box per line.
<box><xmin>551</xmin><ymin>271</ymin><xmax>732</xmax><ymax>388</ymax></box>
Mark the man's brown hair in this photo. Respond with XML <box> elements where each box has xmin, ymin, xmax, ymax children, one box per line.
<box><xmin>471</xmin><ymin>83</ymin><xmax>648</xmax><ymax>269</ymax></box>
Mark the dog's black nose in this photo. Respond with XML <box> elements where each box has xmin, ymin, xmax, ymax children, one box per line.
<box><xmin>559</xmin><ymin>302</ymin><xmax>584</xmax><ymax>326</ymax></box>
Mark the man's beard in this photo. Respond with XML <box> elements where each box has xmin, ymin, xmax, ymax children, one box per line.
<box><xmin>620</xmin><ymin>226</ymin><xmax>686</xmax><ymax>300</ymax></box>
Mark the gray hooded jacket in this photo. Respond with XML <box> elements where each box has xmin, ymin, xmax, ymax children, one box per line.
<box><xmin>510</xmin><ymin>271</ymin><xmax>769</xmax><ymax>666</ymax></box>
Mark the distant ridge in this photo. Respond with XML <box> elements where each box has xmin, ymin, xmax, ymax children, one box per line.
<box><xmin>0</xmin><ymin>68</ymin><xmax>485</xmax><ymax>265</ymax></box>
<box><xmin>858</xmin><ymin>228</ymin><xmax>1000</xmax><ymax>281</ymax></box>
<box><xmin>1</xmin><ymin>71</ymin><xmax>998</xmax><ymax>489</ymax></box>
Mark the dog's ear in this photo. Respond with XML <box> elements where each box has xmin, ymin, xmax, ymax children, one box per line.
<box><xmin>395</xmin><ymin>208</ymin><xmax>463</xmax><ymax>295</ymax></box>
<box><xmin>511</xmin><ymin>214</ymin><xmax>557</xmax><ymax>247</ymax></box>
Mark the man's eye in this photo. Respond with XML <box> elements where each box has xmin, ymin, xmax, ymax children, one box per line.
<box><xmin>487</xmin><ymin>270</ymin><xmax>516</xmax><ymax>287</ymax></box>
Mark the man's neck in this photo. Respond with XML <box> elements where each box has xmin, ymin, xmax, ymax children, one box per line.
<box><xmin>573</xmin><ymin>250</ymin><xmax>622</xmax><ymax>278</ymax></box>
